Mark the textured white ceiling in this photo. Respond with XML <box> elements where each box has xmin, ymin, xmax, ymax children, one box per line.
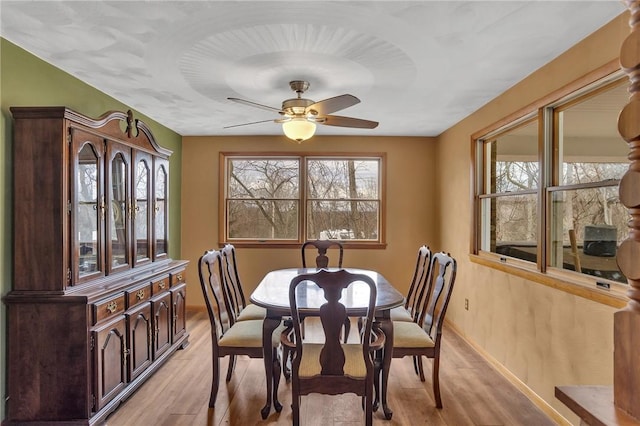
<box><xmin>0</xmin><ymin>1</ymin><xmax>626</xmax><ymax>137</ymax></box>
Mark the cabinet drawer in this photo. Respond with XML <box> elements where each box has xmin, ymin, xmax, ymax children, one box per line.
<box><xmin>126</xmin><ymin>282</ymin><xmax>152</xmax><ymax>308</ymax></box>
<box><xmin>170</xmin><ymin>269</ymin><xmax>186</xmax><ymax>287</ymax></box>
<box><xmin>152</xmin><ymin>276</ymin><xmax>170</xmax><ymax>295</ymax></box>
<box><xmin>93</xmin><ymin>293</ymin><xmax>126</xmax><ymax>325</ymax></box>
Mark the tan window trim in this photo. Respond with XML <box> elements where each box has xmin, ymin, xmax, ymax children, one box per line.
<box><xmin>222</xmin><ymin>241</ymin><xmax>387</xmax><ymax>249</ymax></box>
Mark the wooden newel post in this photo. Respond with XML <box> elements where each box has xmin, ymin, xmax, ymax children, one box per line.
<box><xmin>614</xmin><ymin>0</ymin><xmax>640</xmax><ymax>420</ymax></box>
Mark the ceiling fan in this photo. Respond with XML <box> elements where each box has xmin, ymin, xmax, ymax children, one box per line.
<box><xmin>226</xmin><ymin>80</ymin><xmax>379</xmax><ymax>142</ymax></box>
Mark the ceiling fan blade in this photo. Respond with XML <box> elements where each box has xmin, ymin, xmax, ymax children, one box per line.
<box><xmin>318</xmin><ymin>115</ymin><xmax>379</xmax><ymax>129</ymax></box>
<box><xmin>228</xmin><ymin>97</ymin><xmax>282</xmax><ymax>113</ymax></box>
<box><xmin>307</xmin><ymin>94</ymin><xmax>360</xmax><ymax>116</ymax></box>
<box><xmin>223</xmin><ymin>119</ymin><xmax>275</xmax><ymax>129</ymax></box>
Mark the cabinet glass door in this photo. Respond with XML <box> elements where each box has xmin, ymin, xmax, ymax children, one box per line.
<box><xmin>133</xmin><ymin>153</ymin><xmax>152</xmax><ymax>265</ymax></box>
<box><xmin>154</xmin><ymin>159</ymin><xmax>169</xmax><ymax>260</ymax></box>
<box><xmin>72</xmin><ymin>132</ymin><xmax>105</xmax><ymax>284</ymax></box>
<box><xmin>107</xmin><ymin>142</ymin><xmax>131</xmax><ymax>273</ymax></box>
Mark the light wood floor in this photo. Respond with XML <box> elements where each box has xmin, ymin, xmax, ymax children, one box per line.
<box><xmin>103</xmin><ymin>310</ymin><xmax>555</xmax><ymax>426</ymax></box>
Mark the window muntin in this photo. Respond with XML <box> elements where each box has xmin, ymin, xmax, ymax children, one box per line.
<box><xmin>475</xmin><ymin>73</ymin><xmax>629</xmax><ymax>286</ymax></box>
<box><xmin>223</xmin><ymin>154</ymin><xmax>383</xmax><ymax>244</ymax></box>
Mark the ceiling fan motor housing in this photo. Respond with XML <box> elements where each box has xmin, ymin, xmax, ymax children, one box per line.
<box><xmin>282</xmin><ymin>98</ymin><xmax>314</xmax><ymax>116</ymax></box>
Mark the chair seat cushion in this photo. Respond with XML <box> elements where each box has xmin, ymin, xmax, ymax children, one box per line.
<box><xmin>390</xmin><ymin>306</ymin><xmax>413</xmax><ymax>322</ymax></box>
<box><xmin>219</xmin><ymin>319</ymin><xmax>284</xmax><ymax>348</ymax></box>
<box><xmin>299</xmin><ymin>343</ymin><xmax>366</xmax><ymax>378</ymax></box>
<box><xmin>393</xmin><ymin>321</ymin><xmax>435</xmax><ymax>348</ymax></box>
<box><xmin>237</xmin><ymin>303</ymin><xmax>267</xmax><ymax>321</ymax></box>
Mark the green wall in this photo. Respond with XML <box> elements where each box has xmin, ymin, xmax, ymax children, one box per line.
<box><xmin>0</xmin><ymin>38</ymin><xmax>183</xmax><ymax>421</ymax></box>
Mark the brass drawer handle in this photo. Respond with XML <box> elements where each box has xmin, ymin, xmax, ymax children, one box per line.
<box><xmin>176</xmin><ymin>274</ymin><xmax>183</xmax><ymax>281</ymax></box>
<box><xmin>136</xmin><ymin>289</ymin><xmax>145</xmax><ymax>300</ymax></box>
<box><xmin>158</xmin><ymin>280</ymin><xmax>166</xmax><ymax>289</ymax></box>
<box><xmin>106</xmin><ymin>301</ymin><xmax>118</xmax><ymax>313</ymax></box>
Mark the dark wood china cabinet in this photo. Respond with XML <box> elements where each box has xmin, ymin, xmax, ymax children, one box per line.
<box><xmin>4</xmin><ymin>107</ymin><xmax>189</xmax><ymax>425</ymax></box>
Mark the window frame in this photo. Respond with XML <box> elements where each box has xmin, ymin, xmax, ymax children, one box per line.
<box><xmin>219</xmin><ymin>151</ymin><xmax>387</xmax><ymax>248</ymax></box>
<box><xmin>471</xmin><ymin>62</ymin><xmax>630</xmax><ymax>307</ymax></box>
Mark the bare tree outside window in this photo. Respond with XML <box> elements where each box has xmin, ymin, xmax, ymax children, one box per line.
<box><xmin>228</xmin><ymin>158</ymin><xmax>299</xmax><ymax>239</ymax></box>
<box><xmin>307</xmin><ymin>159</ymin><xmax>379</xmax><ymax>240</ymax></box>
<box><xmin>224</xmin><ymin>155</ymin><xmax>383</xmax><ymax>243</ymax></box>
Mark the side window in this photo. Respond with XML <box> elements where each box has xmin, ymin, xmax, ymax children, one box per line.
<box><xmin>474</xmin><ymin>73</ymin><xmax>629</xmax><ymax>286</ymax></box>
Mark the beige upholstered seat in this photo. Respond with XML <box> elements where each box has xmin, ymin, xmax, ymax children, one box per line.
<box><xmin>236</xmin><ymin>303</ymin><xmax>267</xmax><ymax>321</ymax></box>
<box><xmin>198</xmin><ymin>249</ymin><xmax>283</xmax><ymax>411</ymax></box>
<box><xmin>382</xmin><ymin>251</ymin><xmax>457</xmax><ymax>409</ymax></box>
<box><xmin>392</xmin><ymin>321</ymin><xmax>435</xmax><ymax>348</ymax></box>
<box><xmin>281</xmin><ymin>269</ymin><xmax>384</xmax><ymax>426</ymax></box>
<box><xmin>389</xmin><ymin>306</ymin><xmax>414</xmax><ymax>321</ymax></box>
<box><xmin>218</xmin><ymin>319</ymin><xmax>282</xmax><ymax>348</ymax></box>
<box><xmin>298</xmin><ymin>343</ymin><xmax>367</xmax><ymax>378</ymax></box>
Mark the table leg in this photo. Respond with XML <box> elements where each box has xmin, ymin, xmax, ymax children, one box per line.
<box><xmin>379</xmin><ymin>318</ymin><xmax>394</xmax><ymax>420</ymax></box>
<box><xmin>260</xmin><ymin>316</ymin><xmax>281</xmax><ymax>419</ymax></box>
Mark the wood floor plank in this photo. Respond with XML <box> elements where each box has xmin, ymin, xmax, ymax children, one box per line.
<box><xmin>103</xmin><ymin>311</ymin><xmax>555</xmax><ymax>426</ymax></box>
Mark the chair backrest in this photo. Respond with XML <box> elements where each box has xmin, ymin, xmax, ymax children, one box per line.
<box><xmin>289</xmin><ymin>269</ymin><xmax>377</xmax><ymax>376</ymax></box>
<box><xmin>404</xmin><ymin>245</ymin><xmax>432</xmax><ymax>320</ymax></box>
<box><xmin>416</xmin><ymin>252</ymin><xmax>457</xmax><ymax>341</ymax></box>
<box><xmin>221</xmin><ymin>244</ymin><xmax>247</xmax><ymax>316</ymax></box>
<box><xmin>198</xmin><ymin>249</ymin><xmax>235</xmax><ymax>343</ymax></box>
<box><xmin>301</xmin><ymin>240</ymin><xmax>344</xmax><ymax>268</ymax></box>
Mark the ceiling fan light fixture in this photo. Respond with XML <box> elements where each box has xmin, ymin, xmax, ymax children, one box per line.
<box><xmin>282</xmin><ymin>118</ymin><xmax>316</xmax><ymax>143</ymax></box>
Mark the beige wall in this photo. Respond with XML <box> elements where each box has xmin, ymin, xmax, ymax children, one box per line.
<box><xmin>181</xmin><ymin>135</ymin><xmax>438</xmax><ymax>307</ymax></box>
<box><xmin>437</xmin><ymin>12</ymin><xmax>630</xmax><ymax>424</ymax></box>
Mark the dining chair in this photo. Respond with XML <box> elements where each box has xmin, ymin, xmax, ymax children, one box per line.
<box><xmin>198</xmin><ymin>249</ymin><xmax>283</xmax><ymax>411</ymax></box>
<box><xmin>358</xmin><ymin>245</ymin><xmax>431</xmax><ymax>338</ymax></box>
<box><xmin>283</xmin><ymin>240</ymin><xmax>349</xmax><ymax>381</ymax></box>
<box><xmin>280</xmin><ymin>269</ymin><xmax>385</xmax><ymax>426</ymax></box>
<box><xmin>301</xmin><ymin>239</ymin><xmax>344</xmax><ymax>269</ymax></box>
<box><xmin>300</xmin><ymin>240</ymin><xmax>349</xmax><ymax>340</ymax></box>
<box><xmin>381</xmin><ymin>251</ymin><xmax>457</xmax><ymax>408</ymax></box>
<box><xmin>221</xmin><ymin>244</ymin><xmax>266</xmax><ymax>321</ymax></box>
<box><xmin>390</xmin><ymin>245</ymin><xmax>432</xmax><ymax>322</ymax></box>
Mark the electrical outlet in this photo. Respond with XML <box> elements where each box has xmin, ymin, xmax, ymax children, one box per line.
<box><xmin>464</xmin><ymin>298</ymin><xmax>469</xmax><ymax>310</ymax></box>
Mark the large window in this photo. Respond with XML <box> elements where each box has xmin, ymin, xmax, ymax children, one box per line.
<box><xmin>474</xmin><ymin>72</ymin><xmax>629</xmax><ymax>286</ymax></box>
<box><xmin>221</xmin><ymin>153</ymin><xmax>384</xmax><ymax>246</ymax></box>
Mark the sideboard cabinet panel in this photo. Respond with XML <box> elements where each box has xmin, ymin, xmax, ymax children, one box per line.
<box><xmin>152</xmin><ymin>291</ymin><xmax>173</xmax><ymax>360</ymax></box>
<box><xmin>4</xmin><ymin>107</ymin><xmax>189</xmax><ymax>425</ymax></box>
<box><xmin>171</xmin><ymin>282</ymin><xmax>188</xmax><ymax>343</ymax></box>
<box><xmin>126</xmin><ymin>302</ymin><xmax>153</xmax><ymax>382</ymax></box>
<box><xmin>93</xmin><ymin>315</ymin><xmax>128</xmax><ymax>411</ymax></box>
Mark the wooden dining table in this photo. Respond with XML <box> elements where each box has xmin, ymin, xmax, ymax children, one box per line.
<box><xmin>250</xmin><ymin>267</ymin><xmax>405</xmax><ymax>420</ymax></box>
